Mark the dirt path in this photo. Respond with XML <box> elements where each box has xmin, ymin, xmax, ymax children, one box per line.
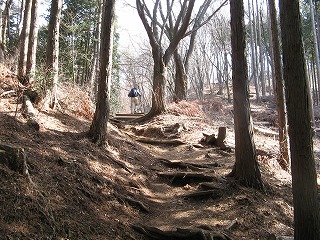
<box><xmin>127</xmin><ymin>135</ymin><xmax>294</xmax><ymax>240</ymax></box>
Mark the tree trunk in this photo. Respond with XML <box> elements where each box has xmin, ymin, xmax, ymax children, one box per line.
<box><xmin>217</xmin><ymin>55</ymin><xmax>223</xmax><ymax>95</ymax></box>
<box><xmin>150</xmin><ymin>54</ymin><xmax>166</xmax><ymax>115</ymax></box>
<box><xmin>90</xmin><ymin>0</ymin><xmax>103</xmax><ymax>101</ymax></box>
<box><xmin>136</xmin><ymin>0</ymin><xmax>195</xmax><ymax>120</ymax></box>
<box><xmin>279</xmin><ymin>0</ymin><xmax>320</xmax><ymax>238</ymax></box>
<box><xmin>310</xmin><ymin>0</ymin><xmax>320</xmax><ymax>104</ymax></box>
<box><xmin>248</xmin><ymin>0</ymin><xmax>260</xmax><ymax>102</ymax></box>
<box><xmin>173</xmin><ymin>50</ymin><xmax>187</xmax><ymax>101</ymax></box>
<box><xmin>17</xmin><ymin>0</ymin><xmax>31</xmax><ymax>84</ymax></box>
<box><xmin>46</xmin><ymin>0</ymin><xmax>62</xmax><ymax>109</ymax></box>
<box><xmin>2</xmin><ymin>0</ymin><xmax>12</xmax><ymax>53</ymax></box>
<box><xmin>26</xmin><ymin>0</ymin><xmax>39</xmax><ymax>84</ymax></box>
<box><xmin>87</xmin><ymin>0</ymin><xmax>115</xmax><ymax>146</ymax></box>
<box><xmin>268</xmin><ymin>0</ymin><xmax>290</xmax><ymax>170</ymax></box>
<box><xmin>256</xmin><ymin>1</ymin><xmax>266</xmax><ymax>97</ymax></box>
<box><xmin>229</xmin><ymin>0</ymin><xmax>263</xmax><ymax>190</ymax></box>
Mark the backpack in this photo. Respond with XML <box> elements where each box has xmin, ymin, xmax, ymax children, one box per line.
<box><xmin>128</xmin><ymin>88</ymin><xmax>140</xmax><ymax>97</ymax></box>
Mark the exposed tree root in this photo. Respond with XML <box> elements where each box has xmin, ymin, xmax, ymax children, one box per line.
<box><xmin>132</xmin><ymin>224</ymin><xmax>233</xmax><ymax>240</ymax></box>
<box><xmin>157</xmin><ymin>172</ymin><xmax>214</xmax><ymax>186</ymax></box>
<box><xmin>199</xmin><ymin>181</ymin><xmax>229</xmax><ymax>191</ymax></box>
<box><xmin>182</xmin><ymin>189</ymin><xmax>222</xmax><ymax>200</ymax></box>
<box><xmin>115</xmin><ymin>193</ymin><xmax>149</xmax><ymax>213</ymax></box>
<box><xmin>159</xmin><ymin>158</ymin><xmax>210</xmax><ymax>171</ymax></box>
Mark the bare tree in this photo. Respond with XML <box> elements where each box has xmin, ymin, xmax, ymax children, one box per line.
<box><xmin>228</xmin><ymin>0</ymin><xmax>263</xmax><ymax>189</ymax></box>
<box><xmin>87</xmin><ymin>0</ymin><xmax>115</xmax><ymax>146</ymax></box>
<box><xmin>172</xmin><ymin>0</ymin><xmax>228</xmax><ymax>101</ymax></box>
<box><xmin>279</xmin><ymin>0</ymin><xmax>320</xmax><ymax>238</ymax></box>
<box><xmin>136</xmin><ymin>0</ymin><xmax>195</xmax><ymax>120</ymax></box>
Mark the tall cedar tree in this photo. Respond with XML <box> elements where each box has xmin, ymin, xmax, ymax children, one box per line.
<box><xmin>268</xmin><ymin>0</ymin><xmax>290</xmax><ymax>169</ymax></box>
<box><xmin>87</xmin><ymin>0</ymin><xmax>115</xmax><ymax>146</ymax></box>
<box><xmin>46</xmin><ymin>0</ymin><xmax>63</xmax><ymax>109</ymax></box>
<box><xmin>229</xmin><ymin>0</ymin><xmax>263</xmax><ymax>189</ymax></box>
<box><xmin>18</xmin><ymin>0</ymin><xmax>32</xmax><ymax>84</ymax></box>
<box><xmin>279</xmin><ymin>0</ymin><xmax>320</xmax><ymax>238</ymax></box>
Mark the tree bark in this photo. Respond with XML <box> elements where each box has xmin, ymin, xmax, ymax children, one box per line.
<box><xmin>87</xmin><ymin>0</ymin><xmax>115</xmax><ymax>146</ymax></box>
<box><xmin>173</xmin><ymin>50</ymin><xmax>187</xmax><ymax>101</ymax></box>
<box><xmin>46</xmin><ymin>0</ymin><xmax>62</xmax><ymax>109</ymax></box>
<box><xmin>18</xmin><ymin>0</ymin><xmax>31</xmax><ymax>84</ymax></box>
<box><xmin>90</xmin><ymin>0</ymin><xmax>103</xmax><ymax>101</ymax></box>
<box><xmin>268</xmin><ymin>0</ymin><xmax>290</xmax><ymax>170</ymax></box>
<box><xmin>310</xmin><ymin>0</ymin><xmax>320</xmax><ymax>104</ymax></box>
<box><xmin>248</xmin><ymin>0</ymin><xmax>260</xmax><ymax>102</ymax></box>
<box><xmin>26</xmin><ymin>0</ymin><xmax>39</xmax><ymax>84</ymax></box>
<box><xmin>256</xmin><ymin>2</ymin><xmax>266</xmax><ymax>97</ymax></box>
<box><xmin>229</xmin><ymin>0</ymin><xmax>263</xmax><ymax>190</ymax></box>
<box><xmin>279</xmin><ymin>0</ymin><xmax>320</xmax><ymax>238</ymax></box>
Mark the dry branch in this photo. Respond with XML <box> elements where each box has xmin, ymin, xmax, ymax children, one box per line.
<box><xmin>136</xmin><ymin>136</ymin><xmax>185</xmax><ymax>146</ymax></box>
<box><xmin>254</xmin><ymin>126</ymin><xmax>279</xmax><ymax>137</ymax></box>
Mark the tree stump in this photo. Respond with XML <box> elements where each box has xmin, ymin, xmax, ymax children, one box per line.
<box><xmin>202</xmin><ymin>127</ymin><xmax>228</xmax><ymax>150</ymax></box>
<box><xmin>0</xmin><ymin>143</ymin><xmax>28</xmax><ymax>174</ymax></box>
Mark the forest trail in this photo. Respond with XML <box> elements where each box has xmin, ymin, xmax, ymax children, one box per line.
<box><xmin>1</xmin><ymin>74</ymin><xmax>319</xmax><ymax>239</ymax></box>
<box><xmin>120</xmin><ymin>122</ymin><xmax>295</xmax><ymax>239</ymax></box>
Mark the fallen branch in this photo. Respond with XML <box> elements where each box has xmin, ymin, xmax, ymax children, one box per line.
<box><xmin>136</xmin><ymin>136</ymin><xmax>185</xmax><ymax>146</ymax></box>
<box><xmin>0</xmin><ymin>89</ymin><xmax>15</xmax><ymax>97</ymax></box>
<box><xmin>254</xmin><ymin>126</ymin><xmax>278</xmax><ymax>137</ymax></box>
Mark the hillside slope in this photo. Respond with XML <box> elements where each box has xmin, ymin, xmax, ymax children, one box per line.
<box><xmin>1</xmin><ymin>70</ymin><xmax>319</xmax><ymax>239</ymax></box>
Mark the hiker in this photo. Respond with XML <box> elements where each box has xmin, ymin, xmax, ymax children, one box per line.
<box><xmin>128</xmin><ymin>87</ymin><xmax>142</xmax><ymax>114</ymax></box>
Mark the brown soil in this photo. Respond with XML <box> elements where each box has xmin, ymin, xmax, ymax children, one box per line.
<box><xmin>1</xmin><ymin>68</ymin><xmax>319</xmax><ymax>240</ymax></box>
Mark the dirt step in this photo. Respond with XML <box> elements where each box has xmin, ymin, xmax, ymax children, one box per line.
<box><xmin>111</xmin><ymin>113</ymin><xmax>145</xmax><ymax>121</ymax></box>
